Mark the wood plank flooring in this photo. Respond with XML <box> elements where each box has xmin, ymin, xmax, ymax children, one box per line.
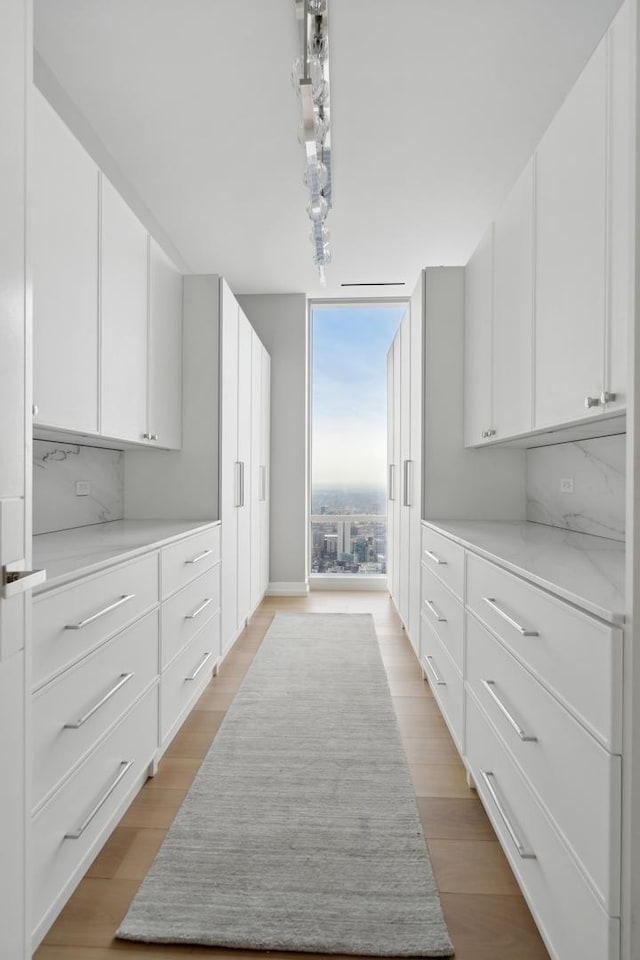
<box><xmin>35</xmin><ymin>592</ymin><xmax>550</xmax><ymax>960</ymax></box>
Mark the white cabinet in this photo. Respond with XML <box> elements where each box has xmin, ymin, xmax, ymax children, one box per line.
<box><xmin>100</xmin><ymin>175</ymin><xmax>149</xmax><ymax>443</ymax></box>
<box><xmin>464</xmin><ymin>226</ymin><xmax>494</xmax><ymax>445</ymax></box>
<box><xmin>535</xmin><ymin>38</ymin><xmax>608</xmax><ymax>428</ymax></box>
<box><xmin>148</xmin><ymin>238</ymin><xmax>183</xmax><ymax>449</ymax></box>
<box><xmin>251</xmin><ymin>331</ymin><xmax>271</xmax><ymax>612</ymax></box>
<box><xmin>220</xmin><ymin>281</ymin><xmax>240</xmax><ymax>654</ymax></box>
<box><xmin>33</xmin><ymin>90</ymin><xmax>100</xmax><ymax>435</ymax></box>
<box><xmin>492</xmin><ymin>160</ymin><xmax>534</xmax><ymax>439</ymax></box>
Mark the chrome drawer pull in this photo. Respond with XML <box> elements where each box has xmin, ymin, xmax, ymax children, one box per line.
<box><xmin>185</xmin><ymin>548</ymin><xmax>213</xmax><ymax>565</ymax></box>
<box><xmin>482</xmin><ymin>597</ymin><xmax>539</xmax><ymax>637</ymax></box>
<box><xmin>424</xmin><ymin>549</ymin><xmax>447</xmax><ymax>565</ymax></box>
<box><xmin>424</xmin><ymin>599</ymin><xmax>446</xmax><ymax>622</ymax></box>
<box><xmin>481</xmin><ymin>770</ymin><xmax>536</xmax><ymax>860</ymax></box>
<box><xmin>185</xmin><ymin>597</ymin><xmax>213</xmax><ymax>620</ymax></box>
<box><xmin>65</xmin><ymin>594</ymin><xmax>135</xmax><ymax>630</ymax></box>
<box><xmin>64</xmin><ymin>760</ymin><xmax>133</xmax><ymax>840</ymax></box>
<box><xmin>64</xmin><ymin>673</ymin><xmax>135</xmax><ymax>729</ymax></box>
<box><xmin>482</xmin><ymin>680</ymin><xmax>537</xmax><ymax>742</ymax></box>
<box><xmin>424</xmin><ymin>655</ymin><xmax>446</xmax><ymax>686</ymax></box>
<box><xmin>185</xmin><ymin>651</ymin><xmax>213</xmax><ymax>681</ymax></box>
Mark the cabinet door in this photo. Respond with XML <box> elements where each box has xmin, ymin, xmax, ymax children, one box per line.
<box><xmin>261</xmin><ymin>348</ymin><xmax>271</xmax><ymax>596</ymax></box>
<box><xmin>101</xmin><ymin>175</ymin><xmax>148</xmax><ymax>442</ymax></box>
<box><xmin>493</xmin><ymin>160</ymin><xmax>534</xmax><ymax>439</ymax></box>
<box><xmin>236</xmin><ymin>310</ymin><xmax>253</xmax><ymax>626</ymax></box>
<box><xmin>33</xmin><ymin>91</ymin><xmax>99</xmax><ymax>434</ymax></box>
<box><xmin>464</xmin><ymin>226</ymin><xmax>493</xmax><ymax>445</ymax></box>
<box><xmin>399</xmin><ymin>315</ymin><xmax>411</xmax><ymax>627</ymax></box>
<box><xmin>148</xmin><ymin>239</ymin><xmax>182</xmax><ymax>449</ymax></box>
<box><xmin>607</xmin><ymin>0</ymin><xmax>633</xmax><ymax>414</ymax></box>
<box><xmin>250</xmin><ymin>330</ymin><xmax>263</xmax><ymax>613</ymax></box>
<box><xmin>534</xmin><ymin>40</ymin><xmax>607</xmax><ymax>428</ymax></box>
<box><xmin>386</xmin><ymin>344</ymin><xmax>395</xmax><ymax>594</ymax></box>
<box><xmin>220</xmin><ymin>280</ymin><xmax>239</xmax><ymax>653</ymax></box>
<box><xmin>391</xmin><ymin>334</ymin><xmax>401</xmax><ymax>605</ymax></box>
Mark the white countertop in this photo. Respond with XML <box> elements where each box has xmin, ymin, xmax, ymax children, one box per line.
<box><xmin>423</xmin><ymin>520</ymin><xmax>625</xmax><ymax>625</ymax></box>
<box><xmin>33</xmin><ymin>519</ymin><xmax>220</xmax><ymax>593</ymax></box>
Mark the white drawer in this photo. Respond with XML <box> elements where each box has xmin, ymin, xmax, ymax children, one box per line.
<box><xmin>420</xmin><ymin>614</ymin><xmax>464</xmax><ymax>753</ymax></box>
<box><xmin>466</xmin><ymin>552</ymin><xmax>622</xmax><ymax>751</ymax></box>
<box><xmin>160</xmin><ymin>612</ymin><xmax>220</xmax><ymax>745</ymax></box>
<box><xmin>420</xmin><ymin>525</ymin><xmax>465</xmax><ymax>601</ymax></box>
<box><xmin>160</xmin><ymin>564</ymin><xmax>220</xmax><ymax>669</ymax></box>
<box><xmin>33</xmin><ymin>553</ymin><xmax>159</xmax><ymax>689</ymax></box>
<box><xmin>420</xmin><ymin>564</ymin><xmax>464</xmax><ymax>672</ymax></box>
<box><xmin>466</xmin><ymin>613</ymin><xmax>621</xmax><ymax>913</ymax></box>
<box><xmin>161</xmin><ymin>526</ymin><xmax>221</xmax><ymax>600</ymax></box>
<box><xmin>32</xmin><ymin>686</ymin><xmax>158</xmax><ymax>943</ymax></box>
<box><xmin>466</xmin><ymin>693</ymin><xmax>619</xmax><ymax>960</ymax></box>
<box><xmin>32</xmin><ymin>611</ymin><xmax>159</xmax><ymax>811</ymax></box>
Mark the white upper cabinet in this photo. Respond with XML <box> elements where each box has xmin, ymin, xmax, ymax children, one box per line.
<box><xmin>534</xmin><ymin>38</ymin><xmax>607</xmax><ymax>428</ymax></box>
<box><xmin>100</xmin><ymin>175</ymin><xmax>149</xmax><ymax>443</ymax></box>
<box><xmin>493</xmin><ymin>159</ymin><xmax>534</xmax><ymax>439</ymax></box>
<box><xmin>33</xmin><ymin>90</ymin><xmax>99</xmax><ymax>434</ymax></box>
<box><xmin>464</xmin><ymin>226</ymin><xmax>493</xmax><ymax>446</ymax></box>
<box><xmin>148</xmin><ymin>239</ymin><xmax>183</xmax><ymax>449</ymax></box>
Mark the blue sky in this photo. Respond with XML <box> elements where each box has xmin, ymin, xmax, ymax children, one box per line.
<box><xmin>311</xmin><ymin>304</ymin><xmax>405</xmax><ymax>487</ymax></box>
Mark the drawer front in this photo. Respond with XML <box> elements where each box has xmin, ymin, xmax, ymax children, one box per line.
<box><xmin>160</xmin><ymin>612</ymin><xmax>220</xmax><ymax>744</ymax></box>
<box><xmin>32</xmin><ymin>611</ymin><xmax>159</xmax><ymax>811</ymax></box>
<box><xmin>33</xmin><ymin>553</ymin><xmax>159</xmax><ymax>689</ymax></box>
<box><xmin>466</xmin><ymin>613</ymin><xmax>621</xmax><ymax>912</ymax></box>
<box><xmin>161</xmin><ymin>526</ymin><xmax>221</xmax><ymax>600</ymax></box>
<box><xmin>420</xmin><ymin>564</ymin><xmax>464</xmax><ymax>672</ymax></box>
<box><xmin>420</xmin><ymin>525</ymin><xmax>465</xmax><ymax>601</ymax></box>
<box><xmin>161</xmin><ymin>564</ymin><xmax>221</xmax><ymax>669</ymax></box>
<box><xmin>32</xmin><ymin>686</ymin><xmax>158</xmax><ymax>938</ymax></box>
<box><xmin>466</xmin><ymin>693</ymin><xmax>619</xmax><ymax>960</ymax></box>
<box><xmin>466</xmin><ymin>552</ymin><xmax>622</xmax><ymax>751</ymax></box>
<box><xmin>420</xmin><ymin>614</ymin><xmax>463</xmax><ymax>752</ymax></box>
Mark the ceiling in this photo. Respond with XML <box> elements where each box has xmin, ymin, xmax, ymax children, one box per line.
<box><xmin>34</xmin><ymin>0</ymin><xmax>623</xmax><ymax>298</ymax></box>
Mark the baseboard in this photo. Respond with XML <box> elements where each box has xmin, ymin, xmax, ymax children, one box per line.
<box><xmin>310</xmin><ymin>576</ymin><xmax>389</xmax><ymax>592</ymax></box>
<box><xmin>266</xmin><ymin>581</ymin><xmax>310</xmax><ymax>596</ymax></box>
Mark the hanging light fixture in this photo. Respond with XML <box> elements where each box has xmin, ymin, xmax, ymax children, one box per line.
<box><xmin>293</xmin><ymin>0</ymin><xmax>332</xmax><ymax>285</ymax></box>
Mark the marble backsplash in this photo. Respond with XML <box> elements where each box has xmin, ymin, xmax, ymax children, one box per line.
<box><xmin>526</xmin><ymin>434</ymin><xmax>625</xmax><ymax>542</ymax></box>
<box><xmin>33</xmin><ymin>440</ymin><xmax>124</xmax><ymax>535</ymax></box>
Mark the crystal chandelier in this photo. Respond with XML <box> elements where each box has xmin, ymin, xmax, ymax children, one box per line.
<box><xmin>293</xmin><ymin>0</ymin><xmax>332</xmax><ymax>285</ymax></box>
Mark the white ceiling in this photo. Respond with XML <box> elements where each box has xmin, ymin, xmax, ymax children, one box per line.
<box><xmin>34</xmin><ymin>0</ymin><xmax>622</xmax><ymax>298</ymax></box>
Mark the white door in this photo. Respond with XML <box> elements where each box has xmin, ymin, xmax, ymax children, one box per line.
<box><xmin>399</xmin><ymin>315</ymin><xmax>411</xmax><ymax>628</ymax></box>
<box><xmin>0</xmin><ymin>3</ymin><xmax>30</xmax><ymax>954</ymax></box>
<box><xmin>535</xmin><ymin>38</ymin><xmax>607</xmax><ymax>428</ymax></box>
<box><xmin>250</xmin><ymin>330</ymin><xmax>263</xmax><ymax>613</ymax></box>
<box><xmin>493</xmin><ymin>160</ymin><xmax>534</xmax><ymax>439</ymax></box>
<box><xmin>392</xmin><ymin>332</ymin><xmax>401</xmax><ymax>606</ymax></box>
<box><xmin>33</xmin><ymin>90</ymin><xmax>100</xmax><ymax>435</ymax></box>
<box><xmin>148</xmin><ymin>239</ymin><xmax>183</xmax><ymax>449</ymax></box>
<box><xmin>261</xmin><ymin>348</ymin><xmax>271</xmax><ymax>596</ymax></box>
<box><xmin>464</xmin><ymin>225</ymin><xmax>493</xmax><ymax>445</ymax></box>
<box><xmin>386</xmin><ymin>344</ymin><xmax>395</xmax><ymax>596</ymax></box>
<box><xmin>236</xmin><ymin>310</ymin><xmax>253</xmax><ymax>626</ymax></box>
<box><xmin>220</xmin><ymin>281</ymin><xmax>239</xmax><ymax>653</ymax></box>
<box><xmin>408</xmin><ymin>292</ymin><xmax>422</xmax><ymax>653</ymax></box>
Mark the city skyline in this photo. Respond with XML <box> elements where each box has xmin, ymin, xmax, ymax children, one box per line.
<box><xmin>311</xmin><ymin>304</ymin><xmax>405</xmax><ymax>487</ymax></box>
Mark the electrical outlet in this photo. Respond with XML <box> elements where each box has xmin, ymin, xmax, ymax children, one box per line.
<box><xmin>75</xmin><ymin>481</ymin><xmax>90</xmax><ymax>497</ymax></box>
<box><xmin>560</xmin><ymin>478</ymin><xmax>574</xmax><ymax>494</ymax></box>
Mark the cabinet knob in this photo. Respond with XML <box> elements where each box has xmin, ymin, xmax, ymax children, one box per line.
<box><xmin>584</xmin><ymin>396</ymin><xmax>601</xmax><ymax>409</ymax></box>
<box><xmin>486</xmin><ymin>428</ymin><xmax>496</xmax><ymax>438</ymax></box>
<box><xmin>32</xmin><ymin>404</ymin><xmax>38</xmax><ymax>417</ymax></box>
<box><xmin>151</xmin><ymin>434</ymin><xmax>159</xmax><ymax>441</ymax></box>
<box><xmin>600</xmin><ymin>392</ymin><xmax>617</xmax><ymax>405</ymax></box>
<box><xmin>143</xmin><ymin>432</ymin><xmax>152</xmax><ymax>439</ymax></box>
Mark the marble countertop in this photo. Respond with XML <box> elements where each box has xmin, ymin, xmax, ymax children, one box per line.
<box><xmin>33</xmin><ymin>519</ymin><xmax>220</xmax><ymax>593</ymax></box>
<box><xmin>423</xmin><ymin>520</ymin><xmax>625</xmax><ymax>625</ymax></box>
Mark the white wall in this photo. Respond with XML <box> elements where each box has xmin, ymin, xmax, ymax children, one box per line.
<box><xmin>238</xmin><ymin>293</ymin><xmax>308</xmax><ymax>593</ymax></box>
<box><xmin>124</xmin><ymin>275</ymin><xmax>220</xmax><ymax>519</ymax></box>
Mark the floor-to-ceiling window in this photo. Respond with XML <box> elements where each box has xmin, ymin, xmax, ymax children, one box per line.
<box><xmin>310</xmin><ymin>302</ymin><xmax>405</xmax><ymax>578</ymax></box>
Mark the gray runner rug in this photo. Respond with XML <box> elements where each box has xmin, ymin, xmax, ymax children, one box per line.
<box><xmin>117</xmin><ymin>612</ymin><xmax>454</xmax><ymax>957</ymax></box>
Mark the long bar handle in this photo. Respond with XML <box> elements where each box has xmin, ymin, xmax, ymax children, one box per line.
<box><xmin>482</xmin><ymin>597</ymin><xmax>539</xmax><ymax>637</ymax></box>
<box><xmin>480</xmin><ymin>771</ymin><xmax>536</xmax><ymax>859</ymax></box>
<box><xmin>424</xmin><ymin>549</ymin><xmax>447</xmax><ymax>565</ymax></box>
<box><xmin>185</xmin><ymin>651</ymin><xmax>213</xmax><ymax>681</ymax></box>
<box><xmin>64</xmin><ymin>760</ymin><xmax>133</xmax><ymax>839</ymax></box>
<box><xmin>481</xmin><ymin>680</ymin><xmax>537</xmax><ymax>742</ymax></box>
<box><xmin>185</xmin><ymin>597</ymin><xmax>213</xmax><ymax>621</ymax></box>
<box><xmin>424</xmin><ymin>655</ymin><xmax>446</xmax><ymax>686</ymax></box>
<box><xmin>240</xmin><ymin>461</ymin><xmax>245</xmax><ymax>507</ymax></box>
<box><xmin>185</xmin><ymin>548</ymin><xmax>212</xmax><ymax>565</ymax></box>
<box><xmin>403</xmin><ymin>459</ymin><xmax>413</xmax><ymax>507</ymax></box>
<box><xmin>388</xmin><ymin>464</ymin><xmax>395</xmax><ymax>501</ymax></box>
<box><xmin>64</xmin><ymin>673</ymin><xmax>134</xmax><ymax>729</ymax></box>
<box><xmin>65</xmin><ymin>594</ymin><xmax>135</xmax><ymax>630</ymax></box>
<box><xmin>234</xmin><ymin>461</ymin><xmax>242</xmax><ymax>507</ymax></box>
<box><xmin>424</xmin><ymin>599</ymin><xmax>447</xmax><ymax>622</ymax></box>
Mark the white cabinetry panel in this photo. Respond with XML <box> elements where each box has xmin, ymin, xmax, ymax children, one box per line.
<box><xmin>464</xmin><ymin>226</ymin><xmax>493</xmax><ymax>445</ymax></box>
<box><xmin>148</xmin><ymin>238</ymin><xmax>182</xmax><ymax>449</ymax></box>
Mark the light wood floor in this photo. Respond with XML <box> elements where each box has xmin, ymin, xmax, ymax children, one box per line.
<box><xmin>35</xmin><ymin>592</ymin><xmax>550</xmax><ymax>960</ymax></box>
